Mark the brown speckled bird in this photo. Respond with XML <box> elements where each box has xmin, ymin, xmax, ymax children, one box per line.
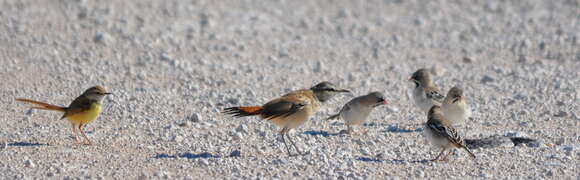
<box><xmin>424</xmin><ymin>105</ymin><xmax>476</xmax><ymax>161</ymax></box>
<box><xmin>223</xmin><ymin>82</ymin><xmax>349</xmax><ymax>156</ymax></box>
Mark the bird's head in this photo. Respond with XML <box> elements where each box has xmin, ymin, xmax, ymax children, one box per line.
<box><xmin>445</xmin><ymin>86</ymin><xmax>464</xmax><ymax>104</ymax></box>
<box><xmin>83</xmin><ymin>86</ymin><xmax>112</xmax><ymax>102</ymax></box>
<box><xmin>409</xmin><ymin>68</ymin><xmax>433</xmax><ymax>88</ymax></box>
<box><xmin>310</xmin><ymin>81</ymin><xmax>350</xmax><ymax>103</ymax></box>
<box><xmin>366</xmin><ymin>91</ymin><xmax>388</xmax><ymax>107</ymax></box>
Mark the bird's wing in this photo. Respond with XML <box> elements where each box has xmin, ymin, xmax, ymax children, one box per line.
<box><xmin>425</xmin><ymin>86</ymin><xmax>445</xmax><ymax>103</ymax></box>
<box><xmin>261</xmin><ymin>94</ymin><xmax>308</xmax><ymax>120</ymax></box>
<box><xmin>427</xmin><ymin>121</ymin><xmax>465</xmax><ymax>146</ymax></box>
<box><xmin>61</xmin><ymin>95</ymin><xmax>93</xmax><ymax>119</ymax></box>
<box><xmin>327</xmin><ymin>101</ymin><xmax>352</xmax><ymax>120</ymax></box>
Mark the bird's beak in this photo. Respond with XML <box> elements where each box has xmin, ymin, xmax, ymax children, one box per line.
<box><xmin>383</xmin><ymin>100</ymin><xmax>389</xmax><ymax>104</ymax></box>
<box><xmin>335</xmin><ymin>89</ymin><xmax>350</xmax><ymax>93</ymax></box>
<box><xmin>453</xmin><ymin>96</ymin><xmax>462</xmax><ymax>103</ymax></box>
<box><xmin>104</xmin><ymin>92</ymin><xmax>112</xmax><ymax>95</ymax></box>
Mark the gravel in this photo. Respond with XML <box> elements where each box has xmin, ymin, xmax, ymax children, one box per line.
<box><xmin>1</xmin><ymin>0</ymin><xmax>579</xmax><ymax>179</ymax></box>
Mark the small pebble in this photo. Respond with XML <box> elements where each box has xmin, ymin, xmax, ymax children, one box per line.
<box><xmin>481</xmin><ymin>75</ymin><xmax>495</xmax><ymax>84</ymax></box>
<box><xmin>198</xmin><ymin>159</ymin><xmax>209</xmax><ymax>166</ymax></box>
<box><xmin>236</xmin><ymin>124</ymin><xmax>248</xmax><ymax>133</ymax></box>
<box><xmin>313</xmin><ymin>61</ymin><xmax>325</xmax><ymax>72</ymax></box>
<box><xmin>93</xmin><ymin>32</ymin><xmax>114</xmax><ymax>45</ymax></box>
<box><xmin>189</xmin><ymin>113</ymin><xmax>202</xmax><ymax>122</ymax></box>
<box><xmin>178</xmin><ymin>121</ymin><xmax>191</xmax><ymax>127</ymax></box>
<box><xmin>463</xmin><ymin>57</ymin><xmax>475</xmax><ymax>63</ymax></box>
<box><xmin>25</xmin><ymin>159</ymin><xmax>35</xmax><ymax>168</ymax></box>
<box><xmin>232</xmin><ymin>132</ymin><xmax>243</xmax><ymax>140</ymax></box>
<box><xmin>553</xmin><ymin>111</ymin><xmax>568</xmax><ymax>118</ymax></box>
<box><xmin>172</xmin><ymin>135</ymin><xmax>184</xmax><ymax>143</ymax></box>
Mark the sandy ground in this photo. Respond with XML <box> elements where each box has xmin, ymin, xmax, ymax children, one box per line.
<box><xmin>1</xmin><ymin>0</ymin><xmax>579</xmax><ymax>179</ymax></box>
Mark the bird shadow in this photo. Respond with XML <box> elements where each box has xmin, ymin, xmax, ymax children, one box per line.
<box><xmin>383</xmin><ymin>125</ymin><xmax>423</xmax><ymax>133</ymax></box>
<box><xmin>7</xmin><ymin>141</ymin><xmax>49</xmax><ymax>147</ymax></box>
<box><xmin>155</xmin><ymin>152</ymin><xmax>221</xmax><ymax>159</ymax></box>
<box><xmin>303</xmin><ymin>130</ymin><xmax>341</xmax><ymax>137</ymax></box>
<box><xmin>356</xmin><ymin>156</ymin><xmax>431</xmax><ymax>164</ymax></box>
<box><xmin>465</xmin><ymin>135</ymin><xmax>539</xmax><ymax>149</ymax></box>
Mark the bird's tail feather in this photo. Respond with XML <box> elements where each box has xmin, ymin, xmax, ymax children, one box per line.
<box><xmin>15</xmin><ymin>98</ymin><xmax>66</xmax><ymax>112</ymax></box>
<box><xmin>223</xmin><ymin>106</ymin><xmax>263</xmax><ymax>117</ymax></box>
<box><xmin>462</xmin><ymin>146</ymin><xmax>477</xmax><ymax>159</ymax></box>
<box><xmin>326</xmin><ymin>113</ymin><xmax>340</xmax><ymax>120</ymax></box>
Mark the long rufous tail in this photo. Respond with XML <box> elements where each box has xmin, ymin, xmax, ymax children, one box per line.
<box><xmin>223</xmin><ymin>106</ymin><xmax>263</xmax><ymax>117</ymax></box>
<box><xmin>15</xmin><ymin>98</ymin><xmax>67</xmax><ymax>112</ymax></box>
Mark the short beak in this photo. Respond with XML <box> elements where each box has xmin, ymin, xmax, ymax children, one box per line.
<box><xmin>104</xmin><ymin>92</ymin><xmax>113</xmax><ymax>95</ymax></box>
<box><xmin>383</xmin><ymin>100</ymin><xmax>389</xmax><ymax>104</ymax></box>
<box><xmin>453</xmin><ymin>96</ymin><xmax>462</xmax><ymax>103</ymax></box>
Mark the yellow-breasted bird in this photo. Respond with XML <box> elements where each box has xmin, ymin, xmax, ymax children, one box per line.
<box><xmin>16</xmin><ymin>86</ymin><xmax>111</xmax><ymax>145</ymax></box>
<box><xmin>223</xmin><ymin>82</ymin><xmax>349</xmax><ymax>156</ymax></box>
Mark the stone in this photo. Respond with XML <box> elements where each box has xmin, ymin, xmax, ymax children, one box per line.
<box><xmin>463</xmin><ymin>57</ymin><xmax>475</xmax><ymax>63</ymax></box>
<box><xmin>481</xmin><ymin>75</ymin><xmax>495</xmax><ymax>84</ymax></box>
<box><xmin>25</xmin><ymin>159</ymin><xmax>35</xmax><ymax>168</ymax></box>
<box><xmin>189</xmin><ymin>113</ymin><xmax>202</xmax><ymax>122</ymax></box>
<box><xmin>178</xmin><ymin>121</ymin><xmax>191</xmax><ymax>127</ymax></box>
<box><xmin>553</xmin><ymin>111</ymin><xmax>568</xmax><ymax>118</ymax></box>
<box><xmin>172</xmin><ymin>135</ymin><xmax>184</xmax><ymax>143</ymax></box>
<box><xmin>93</xmin><ymin>32</ymin><xmax>114</xmax><ymax>45</ymax></box>
<box><xmin>236</xmin><ymin>124</ymin><xmax>248</xmax><ymax>133</ymax></box>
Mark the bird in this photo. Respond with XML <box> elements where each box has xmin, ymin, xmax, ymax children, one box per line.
<box><xmin>423</xmin><ymin>105</ymin><xmax>476</xmax><ymax>161</ymax></box>
<box><xmin>223</xmin><ymin>81</ymin><xmax>349</xmax><ymax>156</ymax></box>
<box><xmin>326</xmin><ymin>91</ymin><xmax>388</xmax><ymax>134</ymax></box>
<box><xmin>409</xmin><ymin>68</ymin><xmax>445</xmax><ymax>113</ymax></box>
<box><xmin>442</xmin><ymin>86</ymin><xmax>471</xmax><ymax>126</ymax></box>
<box><xmin>15</xmin><ymin>86</ymin><xmax>112</xmax><ymax>145</ymax></box>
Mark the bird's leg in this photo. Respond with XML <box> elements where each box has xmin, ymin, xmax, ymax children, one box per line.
<box><xmin>78</xmin><ymin>124</ymin><xmax>92</xmax><ymax>145</ymax></box>
<box><xmin>347</xmin><ymin>125</ymin><xmax>353</xmax><ymax>134</ymax></box>
<box><xmin>280</xmin><ymin>127</ymin><xmax>292</xmax><ymax>156</ymax></box>
<box><xmin>71</xmin><ymin>123</ymin><xmax>81</xmax><ymax>144</ymax></box>
<box><xmin>285</xmin><ymin>130</ymin><xmax>303</xmax><ymax>155</ymax></box>
<box><xmin>433</xmin><ymin>148</ymin><xmax>446</xmax><ymax>161</ymax></box>
<box><xmin>441</xmin><ymin>149</ymin><xmax>454</xmax><ymax>161</ymax></box>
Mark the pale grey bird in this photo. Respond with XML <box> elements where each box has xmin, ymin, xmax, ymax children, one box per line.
<box><xmin>442</xmin><ymin>86</ymin><xmax>471</xmax><ymax>126</ymax></box>
<box><xmin>423</xmin><ymin>105</ymin><xmax>476</xmax><ymax>161</ymax></box>
<box><xmin>409</xmin><ymin>68</ymin><xmax>444</xmax><ymax>113</ymax></box>
<box><xmin>327</xmin><ymin>92</ymin><xmax>388</xmax><ymax>134</ymax></box>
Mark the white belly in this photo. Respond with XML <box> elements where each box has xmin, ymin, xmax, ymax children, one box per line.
<box><xmin>442</xmin><ymin>103</ymin><xmax>471</xmax><ymax>125</ymax></box>
<box><xmin>413</xmin><ymin>88</ymin><xmax>440</xmax><ymax>113</ymax></box>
